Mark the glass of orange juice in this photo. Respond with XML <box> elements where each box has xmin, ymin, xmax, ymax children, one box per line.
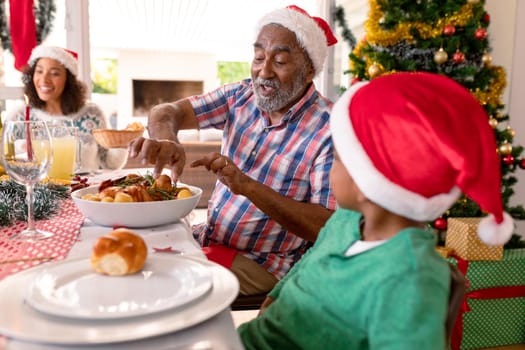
<box><xmin>46</xmin><ymin>124</ymin><xmax>78</xmax><ymax>180</ymax></box>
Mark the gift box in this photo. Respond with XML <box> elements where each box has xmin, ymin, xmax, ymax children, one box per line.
<box><xmin>445</xmin><ymin>217</ymin><xmax>503</xmax><ymax>261</ymax></box>
<box><xmin>447</xmin><ymin>248</ymin><xmax>525</xmax><ymax>350</ymax></box>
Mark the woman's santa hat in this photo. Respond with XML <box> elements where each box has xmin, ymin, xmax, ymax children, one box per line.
<box><xmin>330</xmin><ymin>72</ymin><xmax>514</xmax><ymax>246</ymax></box>
<box><xmin>28</xmin><ymin>45</ymin><xmax>79</xmax><ymax>76</ymax></box>
<box><xmin>255</xmin><ymin>5</ymin><xmax>338</xmax><ymax>77</ymax></box>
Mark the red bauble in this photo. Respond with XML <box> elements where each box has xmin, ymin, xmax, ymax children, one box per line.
<box><xmin>483</xmin><ymin>13</ymin><xmax>490</xmax><ymax>23</ymax></box>
<box><xmin>453</xmin><ymin>51</ymin><xmax>465</xmax><ymax>63</ymax></box>
<box><xmin>519</xmin><ymin>158</ymin><xmax>525</xmax><ymax>169</ymax></box>
<box><xmin>434</xmin><ymin>218</ymin><xmax>448</xmax><ymax>231</ymax></box>
<box><xmin>351</xmin><ymin>77</ymin><xmax>361</xmax><ymax>85</ymax></box>
<box><xmin>503</xmin><ymin>154</ymin><xmax>515</xmax><ymax>166</ymax></box>
<box><xmin>475</xmin><ymin>28</ymin><xmax>488</xmax><ymax>40</ymax></box>
<box><xmin>443</xmin><ymin>25</ymin><xmax>456</xmax><ymax>36</ymax></box>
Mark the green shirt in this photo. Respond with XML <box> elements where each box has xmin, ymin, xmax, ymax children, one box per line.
<box><xmin>238</xmin><ymin>209</ymin><xmax>450</xmax><ymax>350</ymax></box>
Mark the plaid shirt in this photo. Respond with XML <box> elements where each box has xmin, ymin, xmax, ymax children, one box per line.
<box><xmin>191</xmin><ymin>79</ymin><xmax>336</xmax><ymax>279</ymax></box>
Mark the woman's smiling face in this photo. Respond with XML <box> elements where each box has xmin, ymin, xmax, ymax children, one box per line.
<box><xmin>32</xmin><ymin>57</ymin><xmax>68</xmax><ymax>105</ymax></box>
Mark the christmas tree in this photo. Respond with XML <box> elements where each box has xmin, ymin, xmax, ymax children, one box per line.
<box><xmin>345</xmin><ymin>0</ymin><xmax>525</xmax><ymax>240</ymax></box>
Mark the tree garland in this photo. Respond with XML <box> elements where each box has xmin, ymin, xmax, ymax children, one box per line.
<box><xmin>0</xmin><ymin>179</ymin><xmax>69</xmax><ymax>227</ymax></box>
<box><xmin>334</xmin><ymin>6</ymin><xmax>357</xmax><ymax>51</ymax></box>
<box><xmin>0</xmin><ymin>0</ymin><xmax>56</xmax><ymax>53</ymax></box>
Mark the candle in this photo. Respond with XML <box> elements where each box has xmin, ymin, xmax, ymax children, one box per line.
<box><xmin>24</xmin><ymin>95</ymin><xmax>33</xmax><ymax>161</ymax></box>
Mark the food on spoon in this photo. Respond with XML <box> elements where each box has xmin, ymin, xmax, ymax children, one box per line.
<box><xmin>91</xmin><ymin>228</ymin><xmax>147</xmax><ymax>276</ymax></box>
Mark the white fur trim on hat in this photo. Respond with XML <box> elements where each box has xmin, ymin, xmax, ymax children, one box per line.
<box><xmin>477</xmin><ymin>212</ymin><xmax>514</xmax><ymax>246</ymax></box>
<box><xmin>255</xmin><ymin>7</ymin><xmax>328</xmax><ymax>76</ymax></box>
<box><xmin>330</xmin><ymin>81</ymin><xmax>461</xmax><ymax>221</ymax></box>
<box><xmin>29</xmin><ymin>45</ymin><xmax>78</xmax><ymax>76</ymax></box>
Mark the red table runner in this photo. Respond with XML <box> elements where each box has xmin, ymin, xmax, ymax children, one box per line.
<box><xmin>0</xmin><ymin>199</ymin><xmax>84</xmax><ymax>281</ymax></box>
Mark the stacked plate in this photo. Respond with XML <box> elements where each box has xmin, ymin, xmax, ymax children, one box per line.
<box><xmin>0</xmin><ymin>255</ymin><xmax>239</xmax><ymax>346</ymax></box>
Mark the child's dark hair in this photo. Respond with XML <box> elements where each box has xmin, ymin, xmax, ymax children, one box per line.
<box><xmin>22</xmin><ymin>59</ymin><xmax>87</xmax><ymax>115</ymax></box>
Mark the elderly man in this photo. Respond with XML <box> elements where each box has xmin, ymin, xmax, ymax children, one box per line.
<box><xmin>129</xmin><ymin>5</ymin><xmax>338</xmax><ymax>295</ymax></box>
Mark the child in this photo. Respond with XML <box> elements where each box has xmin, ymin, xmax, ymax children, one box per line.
<box><xmin>237</xmin><ymin>72</ymin><xmax>513</xmax><ymax>349</ymax></box>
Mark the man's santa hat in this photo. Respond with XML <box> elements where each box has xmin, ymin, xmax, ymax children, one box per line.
<box><xmin>28</xmin><ymin>45</ymin><xmax>79</xmax><ymax>76</ymax></box>
<box><xmin>330</xmin><ymin>72</ymin><xmax>514</xmax><ymax>246</ymax></box>
<box><xmin>255</xmin><ymin>5</ymin><xmax>338</xmax><ymax>76</ymax></box>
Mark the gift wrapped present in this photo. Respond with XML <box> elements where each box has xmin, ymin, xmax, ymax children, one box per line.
<box><xmin>447</xmin><ymin>248</ymin><xmax>525</xmax><ymax>350</ymax></box>
<box><xmin>445</xmin><ymin>217</ymin><xmax>503</xmax><ymax>261</ymax></box>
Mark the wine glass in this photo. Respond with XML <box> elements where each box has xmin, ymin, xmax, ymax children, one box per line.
<box><xmin>1</xmin><ymin>120</ymin><xmax>54</xmax><ymax>241</ymax></box>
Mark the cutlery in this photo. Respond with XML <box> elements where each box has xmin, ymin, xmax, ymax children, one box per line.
<box><xmin>0</xmin><ymin>256</ymin><xmax>54</xmax><ymax>265</ymax></box>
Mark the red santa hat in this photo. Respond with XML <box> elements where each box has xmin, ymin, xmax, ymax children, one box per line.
<box><xmin>255</xmin><ymin>5</ymin><xmax>338</xmax><ymax>77</ymax></box>
<box><xmin>330</xmin><ymin>72</ymin><xmax>514</xmax><ymax>246</ymax></box>
<box><xmin>28</xmin><ymin>45</ymin><xmax>79</xmax><ymax>76</ymax></box>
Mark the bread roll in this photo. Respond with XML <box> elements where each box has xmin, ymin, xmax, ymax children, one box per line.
<box><xmin>91</xmin><ymin>228</ymin><xmax>147</xmax><ymax>276</ymax></box>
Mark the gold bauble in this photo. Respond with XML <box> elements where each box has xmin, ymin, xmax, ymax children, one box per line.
<box><xmin>482</xmin><ymin>53</ymin><xmax>492</xmax><ymax>66</ymax></box>
<box><xmin>506</xmin><ymin>126</ymin><xmax>516</xmax><ymax>137</ymax></box>
<box><xmin>499</xmin><ymin>142</ymin><xmax>513</xmax><ymax>155</ymax></box>
<box><xmin>434</xmin><ymin>48</ymin><xmax>448</xmax><ymax>64</ymax></box>
<box><xmin>488</xmin><ymin>118</ymin><xmax>498</xmax><ymax>129</ymax></box>
<box><xmin>368</xmin><ymin>63</ymin><xmax>382</xmax><ymax>78</ymax></box>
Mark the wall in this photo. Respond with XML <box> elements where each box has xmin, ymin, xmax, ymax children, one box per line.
<box><xmin>115</xmin><ymin>50</ymin><xmax>218</xmax><ymax>129</ymax></box>
<box><xmin>508</xmin><ymin>1</ymin><xmax>525</xmax><ymax>237</ymax></box>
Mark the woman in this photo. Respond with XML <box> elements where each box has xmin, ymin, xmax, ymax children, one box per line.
<box><xmin>7</xmin><ymin>45</ymin><xmax>127</xmax><ymax>173</ymax></box>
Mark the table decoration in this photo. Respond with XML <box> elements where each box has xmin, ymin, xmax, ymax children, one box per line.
<box><xmin>0</xmin><ymin>176</ymin><xmax>70</xmax><ymax>227</ymax></box>
<box><xmin>0</xmin><ymin>199</ymin><xmax>85</xmax><ymax>281</ymax></box>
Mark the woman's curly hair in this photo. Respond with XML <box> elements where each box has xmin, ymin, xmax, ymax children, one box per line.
<box><xmin>22</xmin><ymin>59</ymin><xmax>87</xmax><ymax>115</ymax></box>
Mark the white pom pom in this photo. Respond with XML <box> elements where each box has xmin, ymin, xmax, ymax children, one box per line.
<box><xmin>477</xmin><ymin>212</ymin><xmax>514</xmax><ymax>246</ymax></box>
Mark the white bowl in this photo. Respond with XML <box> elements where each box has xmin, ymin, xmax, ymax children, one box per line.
<box><xmin>71</xmin><ymin>184</ymin><xmax>202</xmax><ymax>228</ymax></box>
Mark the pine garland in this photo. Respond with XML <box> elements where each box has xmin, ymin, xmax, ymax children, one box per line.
<box><xmin>0</xmin><ymin>0</ymin><xmax>56</xmax><ymax>53</ymax></box>
<box><xmin>334</xmin><ymin>6</ymin><xmax>357</xmax><ymax>51</ymax></box>
<box><xmin>0</xmin><ymin>179</ymin><xmax>69</xmax><ymax>227</ymax></box>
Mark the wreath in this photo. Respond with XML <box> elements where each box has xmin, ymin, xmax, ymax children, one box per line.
<box><xmin>0</xmin><ymin>0</ymin><xmax>56</xmax><ymax>53</ymax></box>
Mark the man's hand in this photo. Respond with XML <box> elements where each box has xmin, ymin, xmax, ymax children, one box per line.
<box><xmin>128</xmin><ymin>137</ymin><xmax>186</xmax><ymax>181</ymax></box>
<box><xmin>190</xmin><ymin>152</ymin><xmax>251</xmax><ymax>194</ymax></box>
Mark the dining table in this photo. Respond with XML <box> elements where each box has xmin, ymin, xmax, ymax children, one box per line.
<box><xmin>0</xmin><ymin>168</ymin><xmax>244</xmax><ymax>350</ymax></box>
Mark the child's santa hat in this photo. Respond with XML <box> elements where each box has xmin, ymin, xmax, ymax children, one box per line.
<box><xmin>330</xmin><ymin>72</ymin><xmax>514</xmax><ymax>246</ymax></box>
<box><xmin>28</xmin><ymin>45</ymin><xmax>79</xmax><ymax>76</ymax></box>
<box><xmin>255</xmin><ymin>5</ymin><xmax>338</xmax><ymax>77</ymax></box>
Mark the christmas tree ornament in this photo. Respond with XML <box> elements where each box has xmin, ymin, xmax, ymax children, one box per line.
<box><xmin>506</xmin><ymin>126</ymin><xmax>516</xmax><ymax>138</ymax></box>
<box><xmin>502</xmin><ymin>154</ymin><xmax>515</xmax><ymax>166</ymax></box>
<box><xmin>367</xmin><ymin>63</ymin><xmax>382</xmax><ymax>78</ymax></box>
<box><xmin>483</xmin><ymin>13</ymin><xmax>491</xmax><ymax>23</ymax></box>
<box><xmin>443</xmin><ymin>24</ymin><xmax>456</xmax><ymax>36</ymax></box>
<box><xmin>499</xmin><ymin>142</ymin><xmax>513</xmax><ymax>155</ymax></box>
<box><xmin>519</xmin><ymin>159</ymin><xmax>525</xmax><ymax>170</ymax></box>
<box><xmin>434</xmin><ymin>48</ymin><xmax>448</xmax><ymax>64</ymax></box>
<box><xmin>453</xmin><ymin>50</ymin><xmax>465</xmax><ymax>63</ymax></box>
<box><xmin>467</xmin><ymin>0</ymin><xmax>480</xmax><ymax>4</ymax></box>
<box><xmin>489</xmin><ymin>118</ymin><xmax>498</xmax><ymax>128</ymax></box>
<box><xmin>434</xmin><ymin>217</ymin><xmax>448</xmax><ymax>231</ymax></box>
<box><xmin>475</xmin><ymin>28</ymin><xmax>488</xmax><ymax>40</ymax></box>
<box><xmin>482</xmin><ymin>52</ymin><xmax>492</xmax><ymax>66</ymax></box>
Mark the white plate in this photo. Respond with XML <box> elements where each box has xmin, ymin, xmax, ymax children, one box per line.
<box><xmin>0</xmin><ymin>256</ymin><xmax>239</xmax><ymax>345</ymax></box>
<box><xmin>25</xmin><ymin>256</ymin><xmax>212</xmax><ymax>320</ymax></box>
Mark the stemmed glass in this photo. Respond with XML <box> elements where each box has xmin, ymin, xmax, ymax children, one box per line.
<box><xmin>1</xmin><ymin>120</ymin><xmax>54</xmax><ymax>241</ymax></box>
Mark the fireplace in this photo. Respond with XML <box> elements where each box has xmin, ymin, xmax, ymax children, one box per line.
<box><xmin>132</xmin><ymin>79</ymin><xmax>204</xmax><ymax>116</ymax></box>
